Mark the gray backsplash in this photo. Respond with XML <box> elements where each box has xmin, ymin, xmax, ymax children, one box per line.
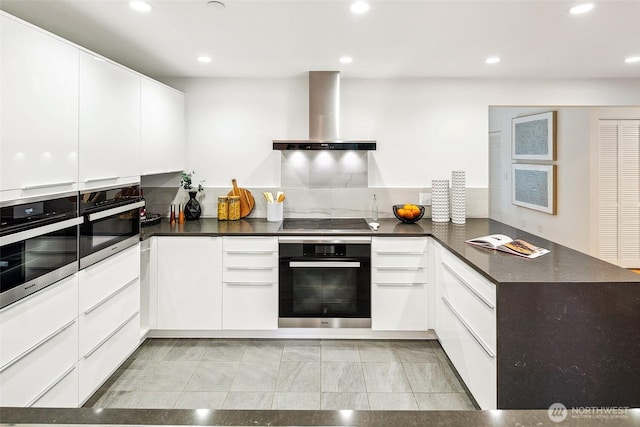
<box><xmin>141</xmin><ymin>184</ymin><xmax>488</xmax><ymax>220</ymax></box>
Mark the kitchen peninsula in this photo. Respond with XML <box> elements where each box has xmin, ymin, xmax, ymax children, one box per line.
<box><xmin>140</xmin><ymin>217</ymin><xmax>640</xmax><ymax>410</ymax></box>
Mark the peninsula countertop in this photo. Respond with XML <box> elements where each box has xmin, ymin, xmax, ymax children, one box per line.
<box><xmin>141</xmin><ymin>217</ymin><xmax>640</xmax><ymax>286</ymax></box>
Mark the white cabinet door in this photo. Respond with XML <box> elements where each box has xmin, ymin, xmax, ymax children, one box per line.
<box><xmin>222</xmin><ymin>237</ymin><xmax>278</xmax><ymax>330</ymax></box>
<box><xmin>371</xmin><ymin>237</ymin><xmax>429</xmax><ymax>331</ymax></box>
<box><xmin>156</xmin><ymin>237</ymin><xmax>222</xmax><ymax>330</ymax></box>
<box><xmin>0</xmin><ymin>14</ymin><xmax>79</xmax><ymax>199</ymax></box>
<box><xmin>79</xmin><ymin>51</ymin><xmax>140</xmax><ymax>189</ymax></box>
<box><xmin>140</xmin><ymin>78</ymin><xmax>185</xmax><ymax>175</ymax></box>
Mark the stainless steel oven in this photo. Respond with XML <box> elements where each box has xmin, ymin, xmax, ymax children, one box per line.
<box><xmin>0</xmin><ymin>192</ymin><xmax>82</xmax><ymax>309</ymax></box>
<box><xmin>79</xmin><ymin>185</ymin><xmax>144</xmax><ymax>269</ymax></box>
<box><xmin>278</xmin><ymin>236</ymin><xmax>371</xmax><ymax>328</ymax></box>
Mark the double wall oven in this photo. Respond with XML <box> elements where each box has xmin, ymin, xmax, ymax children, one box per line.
<box><xmin>0</xmin><ymin>184</ymin><xmax>144</xmax><ymax>309</ymax></box>
<box><xmin>0</xmin><ymin>192</ymin><xmax>82</xmax><ymax>309</ymax></box>
<box><xmin>278</xmin><ymin>219</ymin><xmax>372</xmax><ymax>328</ymax></box>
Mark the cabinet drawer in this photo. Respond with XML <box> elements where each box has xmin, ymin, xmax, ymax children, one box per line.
<box><xmin>222</xmin><ymin>283</ymin><xmax>277</xmax><ymax>330</ymax></box>
<box><xmin>0</xmin><ymin>319</ymin><xmax>78</xmax><ymax>407</ymax></box>
<box><xmin>223</xmin><ymin>236</ymin><xmax>278</xmax><ymax>252</ymax></box>
<box><xmin>0</xmin><ymin>274</ymin><xmax>78</xmax><ymax>367</ymax></box>
<box><xmin>372</xmin><ymin>237</ymin><xmax>429</xmax><ymax>254</ymax></box>
<box><xmin>438</xmin><ymin>295</ymin><xmax>497</xmax><ymax>409</ymax></box>
<box><xmin>79</xmin><ymin>312</ymin><xmax>140</xmax><ymax>403</ymax></box>
<box><xmin>373</xmin><ymin>252</ymin><xmax>427</xmax><ymax>269</ymax></box>
<box><xmin>223</xmin><ymin>267</ymin><xmax>277</xmax><ymax>284</ymax></box>
<box><xmin>372</xmin><ymin>267</ymin><xmax>428</xmax><ymax>284</ymax></box>
<box><xmin>30</xmin><ymin>363</ymin><xmax>78</xmax><ymax>408</ymax></box>
<box><xmin>79</xmin><ymin>279</ymin><xmax>140</xmax><ymax>356</ymax></box>
<box><xmin>440</xmin><ymin>250</ymin><xmax>495</xmax><ymax>306</ymax></box>
<box><xmin>440</xmin><ymin>258</ymin><xmax>496</xmax><ymax>352</ymax></box>
<box><xmin>372</xmin><ymin>283</ymin><xmax>428</xmax><ymax>331</ymax></box>
<box><xmin>222</xmin><ymin>251</ymin><xmax>278</xmax><ymax>269</ymax></box>
<box><xmin>79</xmin><ymin>244</ymin><xmax>140</xmax><ymax>312</ymax></box>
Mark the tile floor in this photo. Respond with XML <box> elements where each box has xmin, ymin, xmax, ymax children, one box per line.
<box><xmin>86</xmin><ymin>338</ymin><xmax>477</xmax><ymax>411</ymax></box>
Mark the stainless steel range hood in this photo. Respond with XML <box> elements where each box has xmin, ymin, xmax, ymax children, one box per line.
<box><xmin>273</xmin><ymin>71</ymin><xmax>376</xmax><ymax>151</ymax></box>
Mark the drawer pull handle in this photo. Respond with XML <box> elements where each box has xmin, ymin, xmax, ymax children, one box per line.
<box><xmin>225</xmin><ymin>251</ymin><xmax>277</xmax><ymax>254</ymax></box>
<box><xmin>0</xmin><ymin>319</ymin><xmax>76</xmax><ymax>373</ymax></box>
<box><xmin>375</xmin><ymin>267</ymin><xmax>424</xmax><ymax>271</ymax></box>
<box><xmin>27</xmin><ymin>365</ymin><xmax>76</xmax><ymax>407</ymax></box>
<box><xmin>374</xmin><ymin>251</ymin><xmax>426</xmax><ymax>256</ymax></box>
<box><xmin>83</xmin><ymin>278</ymin><xmax>138</xmax><ymax>315</ymax></box>
<box><xmin>225</xmin><ymin>282</ymin><xmax>274</xmax><ymax>286</ymax></box>
<box><xmin>442</xmin><ymin>262</ymin><xmax>495</xmax><ymax>310</ymax></box>
<box><xmin>225</xmin><ymin>266</ymin><xmax>274</xmax><ymax>271</ymax></box>
<box><xmin>22</xmin><ymin>181</ymin><xmax>75</xmax><ymax>190</ymax></box>
<box><xmin>375</xmin><ymin>282</ymin><xmax>424</xmax><ymax>287</ymax></box>
<box><xmin>290</xmin><ymin>261</ymin><xmax>360</xmax><ymax>268</ymax></box>
<box><xmin>442</xmin><ymin>296</ymin><xmax>496</xmax><ymax>359</ymax></box>
<box><xmin>84</xmin><ymin>312</ymin><xmax>138</xmax><ymax>359</ymax></box>
<box><xmin>84</xmin><ymin>176</ymin><xmax>118</xmax><ymax>183</ymax></box>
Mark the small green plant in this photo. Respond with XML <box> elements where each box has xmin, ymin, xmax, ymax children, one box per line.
<box><xmin>180</xmin><ymin>171</ymin><xmax>204</xmax><ymax>192</ymax></box>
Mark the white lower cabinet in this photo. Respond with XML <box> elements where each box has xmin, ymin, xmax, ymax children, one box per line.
<box><xmin>222</xmin><ymin>237</ymin><xmax>278</xmax><ymax>330</ymax></box>
<box><xmin>371</xmin><ymin>237</ymin><xmax>429</xmax><ymax>331</ymax></box>
<box><xmin>434</xmin><ymin>241</ymin><xmax>497</xmax><ymax>409</ymax></box>
<box><xmin>0</xmin><ymin>274</ymin><xmax>79</xmax><ymax>407</ymax></box>
<box><xmin>78</xmin><ymin>244</ymin><xmax>140</xmax><ymax>404</ymax></box>
<box><xmin>156</xmin><ymin>236</ymin><xmax>222</xmax><ymax>330</ymax></box>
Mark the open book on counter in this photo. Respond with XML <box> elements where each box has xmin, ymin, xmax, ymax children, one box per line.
<box><xmin>465</xmin><ymin>234</ymin><xmax>550</xmax><ymax>259</ymax></box>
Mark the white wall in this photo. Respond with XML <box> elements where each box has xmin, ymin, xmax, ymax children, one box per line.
<box><xmin>159</xmin><ymin>76</ymin><xmax>640</xmax><ymax>221</ymax></box>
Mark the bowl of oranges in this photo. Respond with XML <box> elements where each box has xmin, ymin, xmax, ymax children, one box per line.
<box><xmin>393</xmin><ymin>204</ymin><xmax>425</xmax><ymax>223</ymax></box>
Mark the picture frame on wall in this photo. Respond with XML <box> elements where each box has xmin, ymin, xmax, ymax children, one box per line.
<box><xmin>512</xmin><ymin>163</ymin><xmax>557</xmax><ymax>214</ymax></box>
<box><xmin>512</xmin><ymin>111</ymin><xmax>557</xmax><ymax>160</ymax></box>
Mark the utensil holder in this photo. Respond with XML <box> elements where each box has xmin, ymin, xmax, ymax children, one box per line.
<box><xmin>267</xmin><ymin>202</ymin><xmax>283</xmax><ymax>222</ymax></box>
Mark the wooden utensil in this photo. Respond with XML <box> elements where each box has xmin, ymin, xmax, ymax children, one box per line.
<box><xmin>227</xmin><ymin>178</ymin><xmax>255</xmax><ymax>218</ymax></box>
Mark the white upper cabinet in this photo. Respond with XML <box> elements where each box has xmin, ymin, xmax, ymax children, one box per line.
<box><xmin>78</xmin><ymin>51</ymin><xmax>140</xmax><ymax>189</ymax></box>
<box><xmin>140</xmin><ymin>78</ymin><xmax>185</xmax><ymax>175</ymax></box>
<box><xmin>0</xmin><ymin>14</ymin><xmax>79</xmax><ymax>199</ymax></box>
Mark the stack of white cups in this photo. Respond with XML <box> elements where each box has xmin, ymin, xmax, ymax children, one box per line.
<box><xmin>431</xmin><ymin>179</ymin><xmax>450</xmax><ymax>222</ymax></box>
<box><xmin>451</xmin><ymin>170</ymin><xmax>466</xmax><ymax>224</ymax></box>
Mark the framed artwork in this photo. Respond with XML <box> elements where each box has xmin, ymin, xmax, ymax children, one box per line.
<box><xmin>512</xmin><ymin>111</ymin><xmax>556</xmax><ymax>160</ymax></box>
<box><xmin>512</xmin><ymin>164</ymin><xmax>557</xmax><ymax>214</ymax></box>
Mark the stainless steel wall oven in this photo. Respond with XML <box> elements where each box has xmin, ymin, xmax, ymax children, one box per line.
<box><xmin>79</xmin><ymin>185</ymin><xmax>143</xmax><ymax>269</ymax></box>
<box><xmin>0</xmin><ymin>192</ymin><xmax>82</xmax><ymax>309</ymax></box>
<box><xmin>278</xmin><ymin>236</ymin><xmax>371</xmax><ymax>328</ymax></box>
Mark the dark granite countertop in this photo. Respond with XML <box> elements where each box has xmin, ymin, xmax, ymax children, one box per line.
<box><xmin>141</xmin><ymin>217</ymin><xmax>640</xmax><ymax>286</ymax></box>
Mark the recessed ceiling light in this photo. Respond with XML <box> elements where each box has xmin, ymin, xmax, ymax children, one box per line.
<box><xmin>129</xmin><ymin>1</ymin><xmax>152</xmax><ymax>12</ymax></box>
<box><xmin>350</xmin><ymin>1</ymin><xmax>370</xmax><ymax>14</ymax></box>
<box><xmin>485</xmin><ymin>57</ymin><xmax>501</xmax><ymax>64</ymax></box>
<box><xmin>197</xmin><ymin>56</ymin><xmax>212</xmax><ymax>63</ymax></box>
<box><xmin>625</xmin><ymin>56</ymin><xmax>640</xmax><ymax>64</ymax></box>
<box><xmin>339</xmin><ymin>56</ymin><xmax>353</xmax><ymax>64</ymax></box>
<box><xmin>569</xmin><ymin>3</ymin><xmax>594</xmax><ymax>15</ymax></box>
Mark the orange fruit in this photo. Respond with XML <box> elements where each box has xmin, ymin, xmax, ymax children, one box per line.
<box><xmin>397</xmin><ymin>208</ymin><xmax>406</xmax><ymax>217</ymax></box>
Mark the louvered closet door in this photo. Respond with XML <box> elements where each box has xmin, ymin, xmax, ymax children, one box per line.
<box><xmin>598</xmin><ymin>120</ymin><xmax>640</xmax><ymax>268</ymax></box>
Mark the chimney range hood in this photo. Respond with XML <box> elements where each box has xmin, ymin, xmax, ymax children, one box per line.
<box><xmin>273</xmin><ymin>71</ymin><xmax>376</xmax><ymax>151</ymax></box>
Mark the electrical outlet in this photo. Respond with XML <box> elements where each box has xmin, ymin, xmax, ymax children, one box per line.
<box><xmin>419</xmin><ymin>192</ymin><xmax>431</xmax><ymax>205</ymax></box>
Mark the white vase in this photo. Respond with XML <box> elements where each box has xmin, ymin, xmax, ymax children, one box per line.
<box><xmin>431</xmin><ymin>179</ymin><xmax>450</xmax><ymax>222</ymax></box>
<box><xmin>451</xmin><ymin>170</ymin><xmax>466</xmax><ymax>224</ymax></box>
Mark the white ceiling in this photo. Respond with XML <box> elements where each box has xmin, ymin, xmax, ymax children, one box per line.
<box><xmin>2</xmin><ymin>0</ymin><xmax>639</xmax><ymax>80</ymax></box>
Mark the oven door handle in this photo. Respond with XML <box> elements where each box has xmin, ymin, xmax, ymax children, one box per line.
<box><xmin>289</xmin><ymin>261</ymin><xmax>361</xmax><ymax>268</ymax></box>
<box><xmin>87</xmin><ymin>201</ymin><xmax>145</xmax><ymax>222</ymax></box>
<box><xmin>0</xmin><ymin>217</ymin><xmax>83</xmax><ymax>247</ymax></box>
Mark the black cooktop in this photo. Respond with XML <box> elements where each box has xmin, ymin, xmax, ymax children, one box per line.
<box><xmin>281</xmin><ymin>218</ymin><xmax>369</xmax><ymax>231</ymax></box>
